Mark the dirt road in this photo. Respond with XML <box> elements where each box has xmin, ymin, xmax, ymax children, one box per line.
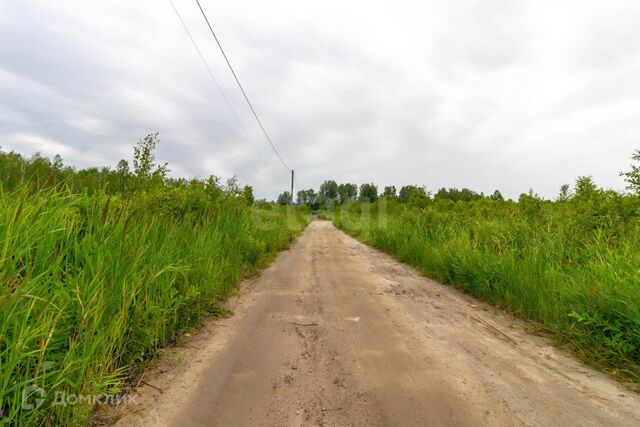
<box><xmin>113</xmin><ymin>220</ymin><xmax>640</xmax><ymax>426</ymax></box>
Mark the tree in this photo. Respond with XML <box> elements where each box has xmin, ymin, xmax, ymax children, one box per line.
<box><xmin>225</xmin><ymin>176</ymin><xmax>241</xmax><ymax>196</ymax></box>
<box><xmin>277</xmin><ymin>191</ymin><xmax>292</xmax><ymax>205</ymax></box>
<box><xmin>620</xmin><ymin>149</ymin><xmax>640</xmax><ymax>194</ymax></box>
<box><xmin>337</xmin><ymin>183</ymin><xmax>358</xmax><ymax>204</ymax></box>
<box><xmin>574</xmin><ymin>176</ymin><xmax>598</xmax><ymax>201</ymax></box>
<box><xmin>358</xmin><ymin>183</ymin><xmax>378</xmax><ymax>202</ymax></box>
<box><xmin>557</xmin><ymin>184</ymin><xmax>571</xmax><ymax>202</ymax></box>
<box><xmin>399</xmin><ymin>185</ymin><xmax>425</xmax><ymax>203</ymax></box>
<box><xmin>242</xmin><ymin>185</ymin><xmax>254</xmax><ymax>204</ymax></box>
<box><xmin>518</xmin><ymin>189</ymin><xmax>544</xmax><ymax>219</ymax></box>
<box><xmin>297</xmin><ymin>188</ymin><xmax>318</xmax><ymax>209</ymax></box>
<box><xmin>408</xmin><ymin>187</ymin><xmax>430</xmax><ymax>207</ymax></box>
<box><xmin>434</xmin><ymin>187</ymin><xmax>482</xmax><ymax>202</ymax></box>
<box><xmin>0</xmin><ymin>149</ymin><xmax>26</xmax><ymax>188</ymax></box>
<box><xmin>296</xmin><ymin>189</ymin><xmax>309</xmax><ymax>204</ymax></box>
<box><xmin>29</xmin><ymin>152</ymin><xmax>52</xmax><ymax>188</ymax></box>
<box><xmin>117</xmin><ymin>159</ymin><xmax>130</xmax><ymax>195</ymax></box>
<box><xmin>490</xmin><ymin>190</ymin><xmax>504</xmax><ymax>201</ymax></box>
<box><xmin>52</xmin><ymin>154</ymin><xmax>63</xmax><ymax>179</ymax></box>
<box><xmin>132</xmin><ymin>133</ymin><xmax>168</xmax><ymax>191</ymax></box>
<box><xmin>206</xmin><ymin>175</ymin><xmax>223</xmax><ymax>201</ymax></box>
<box><xmin>318</xmin><ymin>180</ymin><xmax>339</xmax><ymax>202</ymax></box>
<box><xmin>383</xmin><ymin>185</ymin><xmax>397</xmax><ymax>198</ymax></box>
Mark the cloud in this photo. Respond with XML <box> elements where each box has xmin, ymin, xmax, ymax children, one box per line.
<box><xmin>2</xmin><ymin>132</ymin><xmax>76</xmax><ymax>158</ymax></box>
<box><xmin>1</xmin><ymin>0</ymin><xmax>640</xmax><ymax>199</ymax></box>
<box><xmin>68</xmin><ymin>118</ymin><xmax>113</xmax><ymax>135</ymax></box>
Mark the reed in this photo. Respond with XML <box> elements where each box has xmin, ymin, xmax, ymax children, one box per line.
<box><xmin>0</xmin><ymin>184</ymin><xmax>309</xmax><ymax>425</ymax></box>
<box><xmin>327</xmin><ymin>190</ymin><xmax>640</xmax><ymax>385</ymax></box>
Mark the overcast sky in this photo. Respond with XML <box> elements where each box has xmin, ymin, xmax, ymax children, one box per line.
<box><xmin>1</xmin><ymin>0</ymin><xmax>639</xmax><ymax>200</ymax></box>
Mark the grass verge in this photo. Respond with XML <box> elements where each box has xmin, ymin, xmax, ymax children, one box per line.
<box><xmin>0</xmin><ymin>184</ymin><xmax>310</xmax><ymax>425</ymax></box>
<box><xmin>322</xmin><ymin>194</ymin><xmax>640</xmax><ymax>388</ymax></box>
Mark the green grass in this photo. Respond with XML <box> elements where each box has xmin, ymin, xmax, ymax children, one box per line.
<box><xmin>0</xmin><ymin>184</ymin><xmax>310</xmax><ymax>425</ymax></box>
<box><xmin>325</xmin><ymin>193</ymin><xmax>640</xmax><ymax>386</ymax></box>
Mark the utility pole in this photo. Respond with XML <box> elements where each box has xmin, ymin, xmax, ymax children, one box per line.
<box><xmin>290</xmin><ymin>170</ymin><xmax>294</xmax><ymax>206</ymax></box>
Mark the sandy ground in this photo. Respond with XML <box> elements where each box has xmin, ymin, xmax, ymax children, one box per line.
<box><xmin>106</xmin><ymin>219</ymin><xmax>640</xmax><ymax>426</ymax></box>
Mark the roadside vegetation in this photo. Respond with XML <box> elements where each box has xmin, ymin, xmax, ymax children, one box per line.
<box><xmin>0</xmin><ymin>134</ymin><xmax>310</xmax><ymax>425</ymax></box>
<box><xmin>306</xmin><ymin>151</ymin><xmax>640</xmax><ymax>386</ymax></box>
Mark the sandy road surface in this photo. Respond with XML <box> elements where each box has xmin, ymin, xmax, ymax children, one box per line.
<box><xmin>112</xmin><ymin>220</ymin><xmax>640</xmax><ymax>426</ymax></box>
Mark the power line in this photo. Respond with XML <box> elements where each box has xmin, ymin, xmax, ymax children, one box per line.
<box><xmin>168</xmin><ymin>0</ymin><xmax>281</xmax><ymax>182</ymax></box>
<box><xmin>194</xmin><ymin>0</ymin><xmax>291</xmax><ymax>172</ymax></box>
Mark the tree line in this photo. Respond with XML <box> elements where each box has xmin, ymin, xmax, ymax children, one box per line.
<box><xmin>279</xmin><ymin>149</ymin><xmax>640</xmax><ymax>209</ymax></box>
<box><xmin>0</xmin><ymin>133</ymin><xmax>256</xmax><ymax>205</ymax></box>
<box><xmin>278</xmin><ymin>182</ymin><xmax>502</xmax><ymax>209</ymax></box>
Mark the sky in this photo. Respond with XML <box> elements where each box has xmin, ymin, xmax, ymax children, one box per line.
<box><xmin>1</xmin><ymin>0</ymin><xmax>639</xmax><ymax>200</ymax></box>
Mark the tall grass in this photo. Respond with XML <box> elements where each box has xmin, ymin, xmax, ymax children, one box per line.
<box><xmin>0</xmin><ymin>183</ymin><xmax>309</xmax><ymax>425</ymax></box>
<box><xmin>327</xmin><ymin>188</ymin><xmax>640</xmax><ymax>385</ymax></box>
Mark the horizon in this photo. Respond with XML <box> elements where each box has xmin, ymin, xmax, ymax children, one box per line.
<box><xmin>1</xmin><ymin>142</ymin><xmax>636</xmax><ymax>202</ymax></box>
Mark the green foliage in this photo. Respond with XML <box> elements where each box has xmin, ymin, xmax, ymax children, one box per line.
<box><xmin>242</xmin><ymin>185</ymin><xmax>254</xmax><ymax>204</ymax></box>
<box><xmin>132</xmin><ymin>133</ymin><xmax>168</xmax><ymax>192</ymax></box>
<box><xmin>382</xmin><ymin>185</ymin><xmax>397</xmax><ymax>198</ymax></box>
<box><xmin>0</xmin><ymin>137</ymin><xmax>310</xmax><ymax>425</ymax></box>
<box><xmin>116</xmin><ymin>159</ymin><xmax>130</xmax><ymax>195</ymax></box>
<box><xmin>557</xmin><ymin>184</ymin><xmax>572</xmax><ymax>202</ymax></box>
<box><xmin>318</xmin><ymin>180</ymin><xmax>338</xmax><ymax>204</ymax></box>
<box><xmin>398</xmin><ymin>185</ymin><xmax>424</xmax><ymax>203</ymax></box>
<box><xmin>408</xmin><ymin>187</ymin><xmax>431</xmax><ymax>208</ymax></box>
<box><xmin>337</xmin><ymin>183</ymin><xmax>358</xmax><ymax>204</ymax></box>
<box><xmin>620</xmin><ymin>149</ymin><xmax>640</xmax><ymax>194</ymax></box>
<box><xmin>330</xmin><ymin>177</ymin><xmax>640</xmax><ymax>384</ymax></box>
<box><xmin>0</xmin><ymin>134</ymin><xmax>167</xmax><ymax>197</ymax></box>
<box><xmin>490</xmin><ymin>190</ymin><xmax>504</xmax><ymax>200</ymax></box>
<box><xmin>358</xmin><ymin>183</ymin><xmax>378</xmax><ymax>202</ymax></box>
<box><xmin>297</xmin><ymin>188</ymin><xmax>319</xmax><ymax>209</ymax></box>
<box><xmin>277</xmin><ymin>191</ymin><xmax>292</xmax><ymax>205</ymax></box>
<box><xmin>434</xmin><ymin>187</ymin><xmax>483</xmax><ymax>202</ymax></box>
